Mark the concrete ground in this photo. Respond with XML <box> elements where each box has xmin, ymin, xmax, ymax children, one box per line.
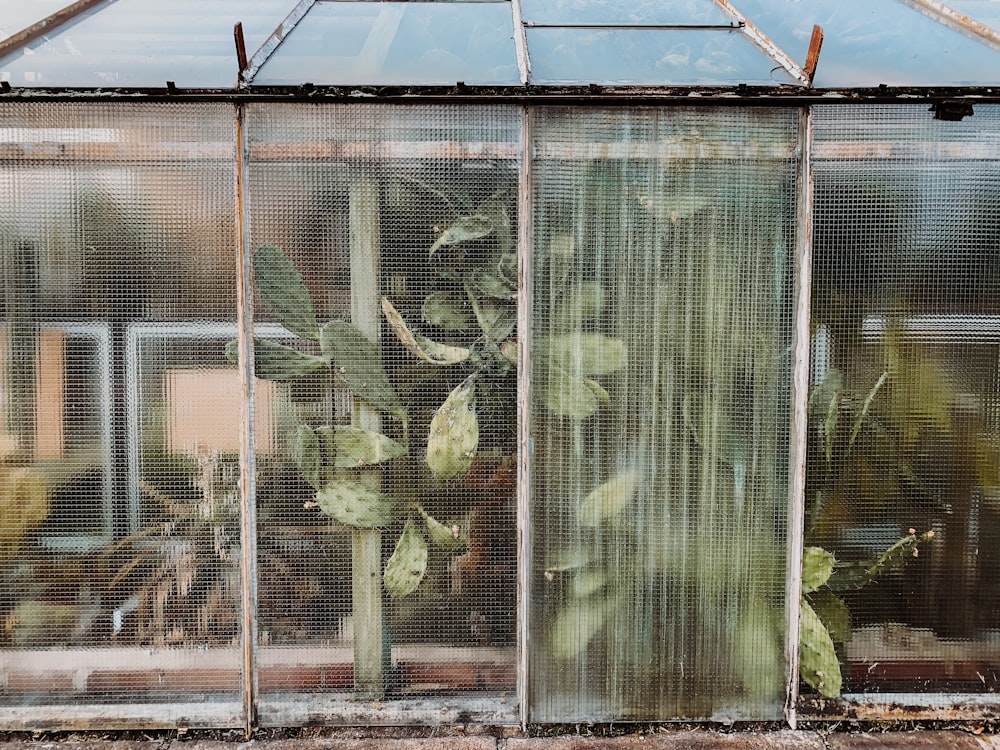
<box><xmin>0</xmin><ymin>730</ymin><xmax>998</xmax><ymax>750</ymax></box>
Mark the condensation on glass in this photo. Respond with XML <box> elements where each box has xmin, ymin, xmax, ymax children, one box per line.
<box><xmin>0</xmin><ymin>103</ymin><xmax>242</xmax><ymax>715</ymax></box>
<box><xmin>805</xmin><ymin>104</ymin><xmax>1000</xmax><ymax>699</ymax></box>
<box><xmin>244</xmin><ymin>104</ymin><xmax>520</xmax><ymax>724</ymax></box>
<box><xmin>527</xmin><ymin>107</ymin><xmax>797</xmax><ymax>721</ymax></box>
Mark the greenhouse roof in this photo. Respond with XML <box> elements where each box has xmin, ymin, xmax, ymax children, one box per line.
<box><xmin>0</xmin><ymin>0</ymin><xmax>999</xmax><ymax>92</ymax></box>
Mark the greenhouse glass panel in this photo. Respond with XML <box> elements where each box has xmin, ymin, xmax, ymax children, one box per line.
<box><xmin>251</xmin><ymin>3</ymin><xmax>519</xmax><ymax>86</ymax></box>
<box><xmin>245</xmin><ymin>104</ymin><xmax>519</xmax><ymax>724</ymax></box>
<box><xmin>519</xmin><ymin>0</ymin><xmax>731</xmax><ymax>25</ymax></box>
<box><xmin>525</xmin><ymin>28</ymin><xmax>796</xmax><ymax>86</ymax></box>
<box><xmin>804</xmin><ymin>104</ymin><xmax>1000</xmax><ymax>703</ymax></box>
<box><xmin>735</xmin><ymin>0</ymin><xmax>1000</xmax><ymax>87</ymax></box>
<box><xmin>0</xmin><ymin>0</ymin><xmax>72</xmax><ymax>43</ymax></box>
<box><xmin>0</xmin><ymin>103</ymin><xmax>243</xmax><ymax>723</ymax></box>
<box><xmin>528</xmin><ymin>107</ymin><xmax>797</xmax><ymax>721</ymax></box>
<box><xmin>0</xmin><ymin>0</ymin><xmax>294</xmax><ymax>88</ymax></box>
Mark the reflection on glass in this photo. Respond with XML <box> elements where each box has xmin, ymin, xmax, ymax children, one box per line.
<box><xmin>529</xmin><ymin>108</ymin><xmax>796</xmax><ymax>721</ymax></box>
<box><xmin>526</xmin><ymin>28</ymin><xmax>795</xmax><ymax>85</ymax></box>
<box><xmin>520</xmin><ymin>0</ymin><xmax>731</xmax><ymax>25</ymax></box>
<box><xmin>0</xmin><ymin>0</ymin><xmax>294</xmax><ymax>88</ymax></box>
<box><xmin>735</xmin><ymin>0</ymin><xmax>1000</xmax><ymax>87</ymax></box>
<box><xmin>252</xmin><ymin>2</ymin><xmax>518</xmax><ymax>86</ymax></box>
<box><xmin>805</xmin><ymin>104</ymin><xmax>1000</xmax><ymax>698</ymax></box>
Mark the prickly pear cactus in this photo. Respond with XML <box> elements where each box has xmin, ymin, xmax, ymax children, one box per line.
<box><xmin>383</xmin><ymin>518</ymin><xmax>429</xmax><ymax>598</ymax></box>
<box><xmin>799</xmin><ymin>598</ymin><xmax>842</xmax><ymax>698</ymax></box>
<box><xmin>426</xmin><ymin>376</ymin><xmax>479</xmax><ymax>479</ymax></box>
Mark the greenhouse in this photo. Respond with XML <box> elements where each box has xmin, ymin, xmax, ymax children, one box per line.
<box><xmin>0</xmin><ymin>0</ymin><xmax>998</xmax><ymax>733</ymax></box>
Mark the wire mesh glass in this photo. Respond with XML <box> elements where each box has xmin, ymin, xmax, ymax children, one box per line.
<box><xmin>527</xmin><ymin>107</ymin><xmax>797</xmax><ymax>721</ymax></box>
<box><xmin>245</xmin><ymin>103</ymin><xmax>520</xmax><ymax>722</ymax></box>
<box><xmin>0</xmin><ymin>103</ymin><xmax>242</xmax><ymax>717</ymax></box>
<box><xmin>805</xmin><ymin>104</ymin><xmax>1000</xmax><ymax>699</ymax></box>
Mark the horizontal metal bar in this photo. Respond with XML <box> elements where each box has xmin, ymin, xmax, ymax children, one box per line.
<box><xmin>523</xmin><ymin>22</ymin><xmax>742</xmax><ymax>30</ymax></box>
<box><xmin>1</xmin><ymin>86</ymin><xmax>999</xmax><ymax>106</ymax></box>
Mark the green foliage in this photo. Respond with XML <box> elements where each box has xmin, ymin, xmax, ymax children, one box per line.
<box><xmin>253</xmin><ymin>243</ymin><xmax>320</xmax><ymax>340</ymax></box>
<box><xmin>383</xmin><ymin>519</ymin><xmax>429</xmax><ymax>598</ymax></box>
<box><xmin>425</xmin><ymin>377</ymin><xmax>479</xmax><ymax>480</ymax></box>
<box><xmin>799</xmin><ymin>529</ymin><xmax>933</xmax><ymax>697</ymax></box>
<box><xmin>240</xmin><ymin>242</ymin><xmax>485</xmax><ymax>597</ymax></box>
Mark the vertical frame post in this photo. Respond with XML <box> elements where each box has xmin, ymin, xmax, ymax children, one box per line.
<box><xmin>516</xmin><ymin>105</ymin><xmax>534</xmax><ymax>729</ymax></box>
<box><xmin>349</xmin><ymin>168</ymin><xmax>387</xmax><ymax>700</ymax></box>
<box><xmin>785</xmin><ymin>105</ymin><xmax>814</xmax><ymax>730</ymax></box>
<box><xmin>234</xmin><ymin>103</ymin><xmax>260</xmax><ymax>735</ymax></box>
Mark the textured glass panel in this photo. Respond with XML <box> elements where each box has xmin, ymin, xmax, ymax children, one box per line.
<box><xmin>0</xmin><ymin>103</ymin><xmax>241</xmax><ymax>716</ymax></box>
<box><xmin>0</xmin><ymin>0</ymin><xmax>294</xmax><ymax>88</ymax></box>
<box><xmin>806</xmin><ymin>104</ymin><xmax>1000</xmax><ymax>699</ymax></box>
<box><xmin>736</xmin><ymin>0</ymin><xmax>1000</xmax><ymax>87</ymax></box>
<box><xmin>520</xmin><ymin>0</ymin><xmax>730</xmax><ymax>25</ymax></box>
<box><xmin>528</xmin><ymin>108</ymin><xmax>796</xmax><ymax>721</ymax></box>
<box><xmin>526</xmin><ymin>28</ymin><xmax>795</xmax><ymax>85</ymax></box>
<box><xmin>252</xmin><ymin>3</ymin><xmax>518</xmax><ymax>86</ymax></box>
<box><xmin>246</xmin><ymin>104</ymin><xmax>519</xmax><ymax>721</ymax></box>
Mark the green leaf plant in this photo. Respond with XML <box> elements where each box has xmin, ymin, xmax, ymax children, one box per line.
<box><xmin>799</xmin><ymin>530</ymin><xmax>933</xmax><ymax>697</ymax></box>
<box><xmin>234</xmin><ymin>243</ymin><xmax>479</xmax><ymax>598</ymax></box>
<box><xmin>802</xmin><ymin>319</ymin><xmax>949</xmax><ymax>696</ymax></box>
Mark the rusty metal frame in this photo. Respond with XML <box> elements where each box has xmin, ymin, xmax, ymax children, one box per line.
<box><xmin>712</xmin><ymin>0</ymin><xmax>811</xmax><ymax>85</ymax></box>
<box><xmin>234</xmin><ymin>102</ymin><xmax>260</xmax><ymax>736</ymax></box>
<box><xmin>785</xmin><ymin>105</ymin><xmax>814</xmax><ymax>731</ymax></box>
<box><xmin>510</xmin><ymin>0</ymin><xmax>531</xmax><ymax>85</ymax></box>
<box><xmin>239</xmin><ymin>0</ymin><xmax>316</xmax><ymax>87</ymax></box>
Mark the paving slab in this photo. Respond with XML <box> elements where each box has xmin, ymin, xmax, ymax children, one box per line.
<box><xmin>506</xmin><ymin>731</ymin><xmax>826</xmax><ymax>749</ymax></box>
<box><xmin>824</xmin><ymin>730</ymin><xmax>985</xmax><ymax>749</ymax></box>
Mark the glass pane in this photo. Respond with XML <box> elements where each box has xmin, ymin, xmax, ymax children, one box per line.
<box><xmin>252</xmin><ymin>2</ymin><xmax>518</xmax><ymax>86</ymax></box>
<box><xmin>520</xmin><ymin>0</ymin><xmax>731</xmax><ymax>25</ymax></box>
<box><xmin>804</xmin><ymin>104</ymin><xmax>1000</xmax><ymax>701</ymax></box>
<box><xmin>246</xmin><ymin>103</ymin><xmax>519</xmax><ymax>723</ymax></box>
<box><xmin>0</xmin><ymin>0</ymin><xmax>73</xmax><ymax>42</ymax></box>
<box><xmin>526</xmin><ymin>28</ymin><xmax>795</xmax><ymax>85</ymax></box>
<box><xmin>736</xmin><ymin>0</ymin><xmax>1000</xmax><ymax>87</ymax></box>
<box><xmin>0</xmin><ymin>103</ymin><xmax>241</xmax><ymax>720</ymax></box>
<box><xmin>528</xmin><ymin>107</ymin><xmax>797</xmax><ymax>721</ymax></box>
<box><xmin>946</xmin><ymin>0</ymin><xmax>1000</xmax><ymax>29</ymax></box>
<box><xmin>0</xmin><ymin>0</ymin><xmax>295</xmax><ymax>88</ymax></box>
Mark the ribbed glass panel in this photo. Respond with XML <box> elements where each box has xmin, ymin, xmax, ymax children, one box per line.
<box><xmin>0</xmin><ymin>103</ymin><xmax>242</xmax><ymax>723</ymax></box>
<box><xmin>528</xmin><ymin>107</ymin><xmax>797</xmax><ymax>721</ymax></box>
<box><xmin>245</xmin><ymin>103</ymin><xmax>519</xmax><ymax>724</ymax></box>
<box><xmin>805</xmin><ymin>104</ymin><xmax>1000</xmax><ymax>700</ymax></box>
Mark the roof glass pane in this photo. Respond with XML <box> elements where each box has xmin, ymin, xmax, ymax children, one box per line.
<box><xmin>736</xmin><ymin>0</ymin><xmax>1000</xmax><ymax>87</ymax></box>
<box><xmin>519</xmin><ymin>0</ymin><xmax>731</xmax><ymax>25</ymax></box>
<box><xmin>0</xmin><ymin>0</ymin><xmax>74</xmax><ymax>42</ymax></box>
<box><xmin>526</xmin><ymin>28</ymin><xmax>795</xmax><ymax>85</ymax></box>
<box><xmin>0</xmin><ymin>0</ymin><xmax>296</xmax><ymax>88</ymax></box>
<box><xmin>252</xmin><ymin>2</ymin><xmax>518</xmax><ymax>86</ymax></box>
<box><xmin>944</xmin><ymin>0</ymin><xmax>1000</xmax><ymax>29</ymax></box>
